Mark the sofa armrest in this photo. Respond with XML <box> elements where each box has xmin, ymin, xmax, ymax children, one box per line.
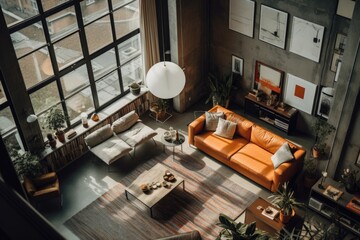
<box><xmin>272</xmin><ymin>148</ymin><xmax>306</xmax><ymax>192</ymax></box>
<box><xmin>188</xmin><ymin>115</ymin><xmax>205</xmax><ymax>145</ymax></box>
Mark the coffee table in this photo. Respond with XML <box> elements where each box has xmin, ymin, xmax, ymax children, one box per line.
<box><xmin>125</xmin><ymin>163</ymin><xmax>185</xmax><ymax>217</ymax></box>
<box><xmin>161</xmin><ymin>132</ymin><xmax>185</xmax><ymax>160</ymax></box>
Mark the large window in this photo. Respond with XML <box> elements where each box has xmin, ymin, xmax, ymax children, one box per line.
<box><xmin>1</xmin><ymin>0</ymin><xmax>142</xmax><ymax>139</ymax></box>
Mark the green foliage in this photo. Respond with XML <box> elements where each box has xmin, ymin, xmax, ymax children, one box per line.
<box><xmin>216</xmin><ymin>213</ymin><xmax>270</xmax><ymax>240</ymax></box>
<box><xmin>206</xmin><ymin>73</ymin><xmax>233</xmax><ymax>107</ymax></box>
<box><xmin>45</xmin><ymin>107</ymin><xmax>67</xmax><ymax>133</ymax></box>
<box><xmin>312</xmin><ymin>117</ymin><xmax>336</xmax><ymax>153</ymax></box>
<box><xmin>10</xmin><ymin>150</ymin><xmax>42</xmax><ymax>178</ymax></box>
<box><xmin>303</xmin><ymin>157</ymin><xmax>318</xmax><ymax>179</ymax></box>
<box><xmin>269</xmin><ymin>182</ymin><xmax>304</xmax><ymax>216</ymax></box>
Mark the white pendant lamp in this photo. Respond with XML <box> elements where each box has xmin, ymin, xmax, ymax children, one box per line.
<box><xmin>146</xmin><ymin>61</ymin><xmax>185</xmax><ymax>99</ymax></box>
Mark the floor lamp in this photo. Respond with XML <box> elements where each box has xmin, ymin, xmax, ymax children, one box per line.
<box><xmin>146</xmin><ymin>61</ymin><xmax>185</xmax><ymax>123</ymax></box>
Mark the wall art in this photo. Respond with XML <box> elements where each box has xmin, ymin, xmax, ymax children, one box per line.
<box><xmin>330</xmin><ymin>52</ymin><xmax>343</xmax><ymax>72</ymax></box>
<box><xmin>229</xmin><ymin>0</ymin><xmax>255</xmax><ymax>38</ymax></box>
<box><xmin>284</xmin><ymin>73</ymin><xmax>317</xmax><ymax>115</ymax></box>
<box><xmin>232</xmin><ymin>55</ymin><xmax>244</xmax><ymax>77</ymax></box>
<box><xmin>317</xmin><ymin>86</ymin><xmax>334</xmax><ymax>119</ymax></box>
<box><xmin>259</xmin><ymin>5</ymin><xmax>288</xmax><ymax>49</ymax></box>
<box><xmin>289</xmin><ymin>17</ymin><xmax>325</xmax><ymax>62</ymax></box>
<box><xmin>334</xmin><ymin>33</ymin><xmax>347</xmax><ymax>54</ymax></box>
<box><xmin>337</xmin><ymin>0</ymin><xmax>355</xmax><ymax>19</ymax></box>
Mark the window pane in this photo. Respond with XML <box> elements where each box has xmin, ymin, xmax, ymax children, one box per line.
<box><xmin>65</xmin><ymin>88</ymin><xmax>94</xmax><ymax>123</ymax></box>
<box><xmin>113</xmin><ymin>0</ymin><xmax>139</xmax><ymax>39</ymax></box>
<box><xmin>11</xmin><ymin>22</ymin><xmax>46</xmax><ymax>59</ymax></box>
<box><xmin>85</xmin><ymin>15</ymin><xmax>113</xmax><ymax>54</ymax></box>
<box><xmin>41</xmin><ymin>0</ymin><xmax>71</xmax><ymax>12</ymax></box>
<box><xmin>92</xmin><ymin>50</ymin><xmax>117</xmax><ymax>80</ymax></box>
<box><xmin>0</xmin><ymin>107</ymin><xmax>15</xmax><ymax>135</ymax></box>
<box><xmin>60</xmin><ymin>65</ymin><xmax>89</xmax><ymax>97</ymax></box>
<box><xmin>112</xmin><ymin>0</ymin><xmax>133</xmax><ymax>10</ymax></box>
<box><xmin>19</xmin><ymin>47</ymin><xmax>54</xmax><ymax>89</ymax></box>
<box><xmin>30</xmin><ymin>82</ymin><xmax>61</xmax><ymax>115</ymax></box>
<box><xmin>0</xmin><ymin>1</ymin><xmax>39</xmax><ymax>27</ymax></box>
<box><xmin>117</xmin><ymin>34</ymin><xmax>141</xmax><ymax>64</ymax></box>
<box><xmin>96</xmin><ymin>71</ymin><xmax>120</xmax><ymax>106</ymax></box>
<box><xmin>0</xmin><ymin>81</ymin><xmax>6</xmax><ymax>104</ymax></box>
<box><xmin>120</xmin><ymin>55</ymin><xmax>142</xmax><ymax>90</ymax></box>
<box><xmin>54</xmin><ymin>32</ymin><xmax>83</xmax><ymax>70</ymax></box>
<box><xmin>46</xmin><ymin>6</ymin><xmax>78</xmax><ymax>41</ymax></box>
<box><xmin>80</xmin><ymin>0</ymin><xmax>109</xmax><ymax>25</ymax></box>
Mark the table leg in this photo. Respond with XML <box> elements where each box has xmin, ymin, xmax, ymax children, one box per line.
<box><xmin>150</xmin><ymin>207</ymin><xmax>153</xmax><ymax>218</ymax></box>
<box><xmin>125</xmin><ymin>190</ymin><xmax>129</xmax><ymax>200</ymax></box>
<box><xmin>182</xmin><ymin>181</ymin><xmax>185</xmax><ymax>191</ymax></box>
<box><xmin>173</xmin><ymin>146</ymin><xmax>175</xmax><ymax>159</ymax></box>
<box><xmin>181</xmin><ymin>143</ymin><xmax>183</xmax><ymax>152</ymax></box>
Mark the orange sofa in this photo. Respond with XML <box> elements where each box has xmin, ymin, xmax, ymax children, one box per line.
<box><xmin>188</xmin><ymin>105</ymin><xmax>305</xmax><ymax>192</ymax></box>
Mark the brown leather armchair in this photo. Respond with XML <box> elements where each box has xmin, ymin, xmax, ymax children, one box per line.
<box><xmin>23</xmin><ymin>172</ymin><xmax>61</xmax><ymax>207</ymax></box>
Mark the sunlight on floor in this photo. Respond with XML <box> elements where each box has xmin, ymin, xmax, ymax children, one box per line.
<box><xmin>84</xmin><ymin>175</ymin><xmax>118</xmax><ymax>196</ymax></box>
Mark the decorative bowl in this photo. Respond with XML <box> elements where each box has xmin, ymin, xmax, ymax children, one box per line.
<box><xmin>163</xmin><ymin>131</ymin><xmax>172</xmax><ymax>141</ymax></box>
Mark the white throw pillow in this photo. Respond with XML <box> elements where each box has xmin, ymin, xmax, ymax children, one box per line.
<box><xmin>205</xmin><ymin>111</ymin><xmax>224</xmax><ymax>131</ymax></box>
<box><xmin>112</xmin><ymin>110</ymin><xmax>139</xmax><ymax>134</ymax></box>
<box><xmin>271</xmin><ymin>143</ymin><xmax>294</xmax><ymax>169</ymax></box>
<box><xmin>214</xmin><ymin>118</ymin><xmax>237</xmax><ymax>139</ymax></box>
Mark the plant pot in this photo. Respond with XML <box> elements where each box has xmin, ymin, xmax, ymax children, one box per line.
<box><xmin>56</xmin><ymin>131</ymin><xmax>65</xmax><ymax>143</ymax></box>
<box><xmin>279</xmin><ymin>209</ymin><xmax>295</xmax><ymax>224</ymax></box>
<box><xmin>130</xmin><ymin>87</ymin><xmax>140</xmax><ymax>95</ymax></box>
<box><xmin>49</xmin><ymin>139</ymin><xmax>57</xmax><ymax>148</ymax></box>
<box><xmin>312</xmin><ymin>147</ymin><xmax>320</xmax><ymax>159</ymax></box>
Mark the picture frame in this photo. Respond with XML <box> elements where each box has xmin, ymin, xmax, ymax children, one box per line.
<box><xmin>356</xmin><ymin>150</ymin><xmax>360</xmax><ymax>167</ymax></box>
<box><xmin>254</xmin><ymin>61</ymin><xmax>284</xmax><ymax>101</ymax></box>
<box><xmin>330</xmin><ymin>52</ymin><xmax>343</xmax><ymax>72</ymax></box>
<box><xmin>259</xmin><ymin>5</ymin><xmax>288</xmax><ymax>49</ymax></box>
<box><xmin>289</xmin><ymin>17</ymin><xmax>325</xmax><ymax>62</ymax></box>
<box><xmin>229</xmin><ymin>0</ymin><xmax>255</xmax><ymax>38</ymax></box>
<box><xmin>232</xmin><ymin>55</ymin><xmax>244</xmax><ymax>76</ymax></box>
<box><xmin>284</xmin><ymin>73</ymin><xmax>317</xmax><ymax>115</ymax></box>
<box><xmin>317</xmin><ymin>86</ymin><xmax>334</xmax><ymax>119</ymax></box>
<box><xmin>334</xmin><ymin>33</ymin><xmax>347</xmax><ymax>54</ymax></box>
<box><xmin>336</xmin><ymin>0</ymin><xmax>355</xmax><ymax>19</ymax></box>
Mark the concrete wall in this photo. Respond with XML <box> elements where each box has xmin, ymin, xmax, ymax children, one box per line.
<box><xmin>209</xmin><ymin>0</ymin><xmax>351</xmax><ymax>136</ymax></box>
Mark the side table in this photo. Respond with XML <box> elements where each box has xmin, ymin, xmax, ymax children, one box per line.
<box><xmin>161</xmin><ymin>133</ymin><xmax>185</xmax><ymax>160</ymax></box>
<box><xmin>245</xmin><ymin>197</ymin><xmax>304</xmax><ymax>236</ymax></box>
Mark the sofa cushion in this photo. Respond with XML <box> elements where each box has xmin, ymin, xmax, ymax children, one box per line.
<box><xmin>85</xmin><ymin>124</ymin><xmax>114</xmax><ymax>148</ymax></box>
<box><xmin>116</xmin><ymin>122</ymin><xmax>157</xmax><ymax>147</ymax></box>
<box><xmin>194</xmin><ymin>131</ymin><xmax>248</xmax><ymax>162</ymax></box>
<box><xmin>90</xmin><ymin>135</ymin><xmax>132</xmax><ymax>165</ymax></box>
<box><xmin>230</xmin><ymin>143</ymin><xmax>274</xmax><ymax>190</ymax></box>
<box><xmin>250</xmin><ymin>125</ymin><xmax>287</xmax><ymax>154</ymax></box>
<box><xmin>271</xmin><ymin>143</ymin><xmax>294</xmax><ymax>169</ymax></box>
<box><xmin>205</xmin><ymin>111</ymin><xmax>224</xmax><ymax>131</ymax></box>
<box><xmin>214</xmin><ymin>118</ymin><xmax>237</xmax><ymax>139</ymax></box>
<box><xmin>112</xmin><ymin>110</ymin><xmax>139</xmax><ymax>134</ymax></box>
<box><xmin>226</xmin><ymin>113</ymin><xmax>254</xmax><ymax>141</ymax></box>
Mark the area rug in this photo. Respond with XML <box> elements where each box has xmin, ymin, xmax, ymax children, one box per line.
<box><xmin>64</xmin><ymin>152</ymin><xmax>257</xmax><ymax>239</ymax></box>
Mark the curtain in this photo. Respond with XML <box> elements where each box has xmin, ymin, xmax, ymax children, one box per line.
<box><xmin>140</xmin><ymin>0</ymin><xmax>160</xmax><ymax>84</ymax></box>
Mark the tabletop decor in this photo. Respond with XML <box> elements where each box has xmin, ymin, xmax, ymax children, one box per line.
<box><xmin>340</xmin><ymin>167</ymin><xmax>359</xmax><ymax>194</ymax></box>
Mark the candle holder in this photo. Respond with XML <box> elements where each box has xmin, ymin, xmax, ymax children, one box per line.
<box><xmin>318</xmin><ymin>171</ymin><xmax>327</xmax><ymax>189</ymax></box>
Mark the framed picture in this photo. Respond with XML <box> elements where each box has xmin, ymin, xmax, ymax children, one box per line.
<box><xmin>232</xmin><ymin>55</ymin><xmax>244</xmax><ymax>76</ymax></box>
<box><xmin>317</xmin><ymin>86</ymin><xmax>334</xmax><ymax>119</ymax></box>
<box><xmin>337</xmin><ymin>0</ymin><xmax>355</xmax><ymax>19</ymax></box>
<box><xmin>254</xmin><ymin>61</ymin><xmax>284</xmax><ymax>100</ymax></box>
<box><xmin>356</xmin><ymin>150</ymin><xmax>360</xmax><ymax>167</ymax></box>
<box><xmin>229</xmin><ymin>0</ymin><xmax>255</xmax><ymax>38</ymax></box>
<box><xmin>259</xmin><ymin>5</ymin><xmax>288</xmax><ymax>49</ymax></box>
<box><xmin>330</xmin><ymin>52</ymin><xmax>343</xmax><ymax>72</ymax></box>
<box><xmin>289</xmin><ymin>17</ymin><xmax>325</xmax><ymax>62</ymax></box>
<box><xmin>334</xmin><ymin>33</ymin><xmax>347</xmax><ymax>54</ymax></box>
<box><xmin>284</xmin><ymin>73</ymin><xmax>317</xmax><ymax>115</ymax></box>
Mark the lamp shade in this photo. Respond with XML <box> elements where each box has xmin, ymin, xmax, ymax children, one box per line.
<box><xmin>146</xmin><ymin>61</ymin><xmax>185</xmax><ymax>99</ymax></box>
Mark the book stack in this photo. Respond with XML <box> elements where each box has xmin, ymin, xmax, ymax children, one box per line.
<box><xmin>275</xmin><ymin>119</ymin><xmax>289</xmax><ymax>131</ymax></box>
<box><xmin>261</xmin><ymin>206</ymin><xmax>279</xmax><ymax>220</ymax></box>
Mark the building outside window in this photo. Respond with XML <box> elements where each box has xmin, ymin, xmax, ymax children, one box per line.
<box><xmin>0</xmin><ymin>0</ymin><xmax>142</xmax><ymax>142</ymax></box>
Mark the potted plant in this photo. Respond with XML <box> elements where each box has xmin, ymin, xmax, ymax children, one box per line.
<box><xmin>206</xmin><ymin>73</ymin><xmax>233</xmax><ymax>108</ymax></box>
<box><xmin>216</xmin><ymin>213</ymin><xmax>270</xmax><ymax>240</ymax></box>
<box><xmin>269</xmin><ymin>182</ymin><xmax>304</xmax><ymax>223</ymax></box>
<box><xmin>150</xmin><ymin>98</ymin><xmax>168</xmax><ymax>120</ymax></box>
<box><xmin>10</xmin><ymin>150</ymin><xmax>43</xmax><ymax>178</ymax></box>
<box><xmin>129</xmin><ymin>82</ymin><xmax>141</xmax><ymax>95</ymax></box>
<box><xmin>303</xmin><ymin>157</ymin><xmax>319</xmax><ymax>188</ymax></box>
<box><xmin>312</xmin><ymin>117</ymin><xmax>336</xmax><ymax>158</ymax></box>
<box><xmin>340</xmin><ymin>167</ymin><xmax>359</xmax><ymax>194</ymax></box>
<box><xmin>45</xmin><ymin>107</ymin><xmax>68</xmax><ymax>142</ymax></box>
<box><xmin>47</xmin><ymin>133</ymin><xmax>57</xmax><ymax>148</ymax></box>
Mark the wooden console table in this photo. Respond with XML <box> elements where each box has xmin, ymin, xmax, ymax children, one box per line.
<box><xmin>244</xmin><ymin>94</ymin><xmax>298</xmax><ymax>134</ymax></box>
